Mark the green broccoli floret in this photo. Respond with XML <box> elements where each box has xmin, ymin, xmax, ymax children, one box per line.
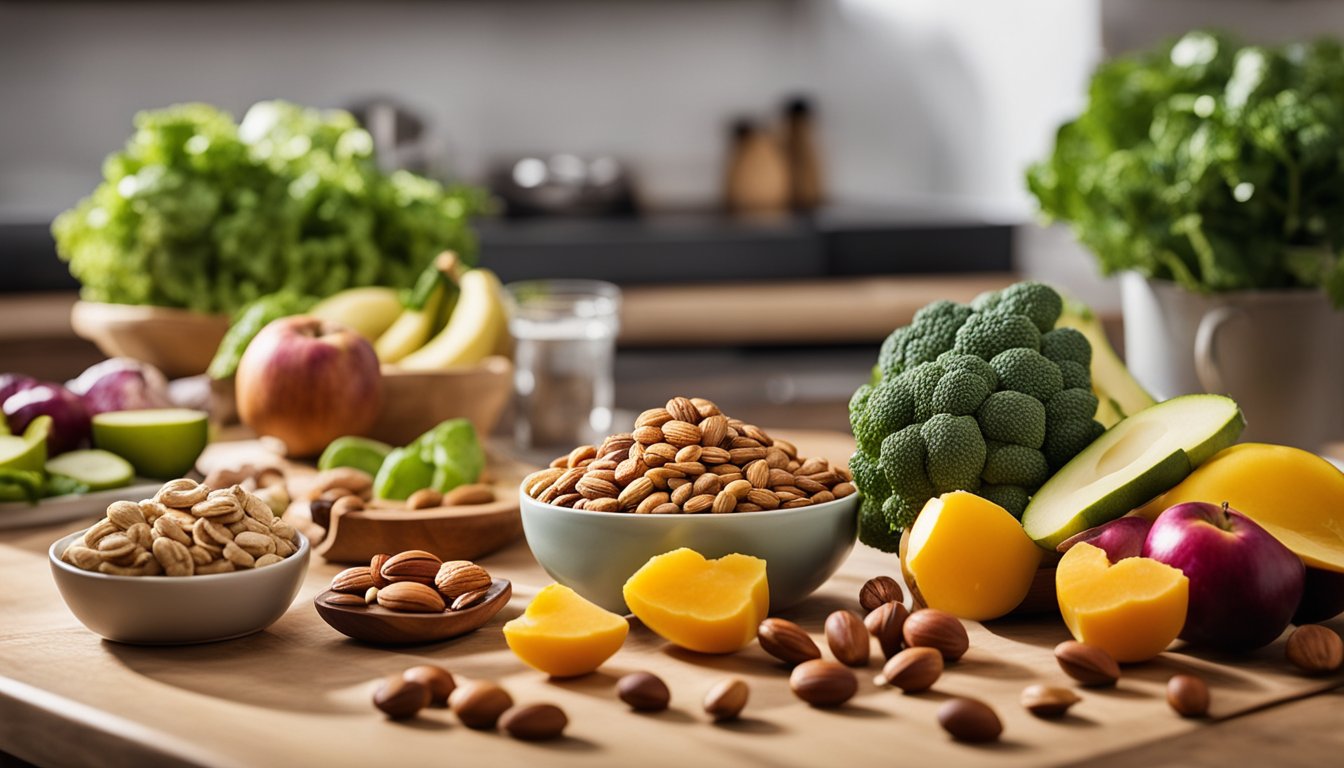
<box><xmin>1040</xmin><ymin>327</ymin><xmax>1091</xmax><ymax>368</ymax></box>
<box><xmin>990</xmin><ymin>348</ymin><xmax>1064</xmax><ymax>403</ymax></box>
<box><xmin>853</xmin><ymin>379</ymin><xmax>914</xmax><ymax>453</ymax></box>
<box><xmin>921</xmin><ymin>414</ymin><xmax>986</xmax><ymax>493</ymax></box>
<box><xmin>931</xmin><ymin>368</ymin><xmax>992</xmax><ymax>416</ymax></box>
<box><xmin>1058</xmin><ymin>360</ymin><xmax>1091</xmax><ymax>390</ymax></box>
<box><xmin>846</xmin><ymin>281</ymin><xmax>1102</xmax><ymax>551</ymax></box>
<box><xmin>1044</xmin><ymin>418</ymin><xmax>1105</xmax><ymax>469</ymax></box>
<box><xmin>976</xmin><ymin>390</ymin><xmax>1047</xmax><ymax>448</ymax></box>
<box><xmin>983</xmin><ymin>281</ymin><xmax>1063</xmax><ymax>333</ymax></box>
<box><xmin>982</xmin><ymin>442</ymin><xmax>1050</xmax><ymax>487</ymax></box>
<box><xmin>975</xmin><ymin>484</ymin><xmax>1031</xmax><ymax>519</ymax></box>
<box><xmin>952</xmin><ymin>312</ymin><xmax>1041</xmax><ymax>359</ymax></box>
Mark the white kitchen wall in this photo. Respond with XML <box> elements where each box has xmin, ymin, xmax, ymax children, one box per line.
<box><xmin>0</xmin><ymin>0</ymin><xmax>1101</xmax><ymax>221</ymax></box>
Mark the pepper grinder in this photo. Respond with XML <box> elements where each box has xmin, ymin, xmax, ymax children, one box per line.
<box><xmin>783</xmin><ymin>96</ymin><xmax>824</xmax><ymax>211</ymax></box>
<box><xmin>724</xmin><ymin>119</ymin><xmax>790</xmax><ymax>214</ymax></box>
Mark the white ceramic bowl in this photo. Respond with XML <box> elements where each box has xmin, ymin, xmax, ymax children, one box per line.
<box><xmin>519</xmin><ymin>491</ymin><xmax>859</xmax><ymax>614</ymax></box>
<box><xmin>49</xmin><ymin>529</ymin><xmax>310</xmax><ymax>645</ymax></box>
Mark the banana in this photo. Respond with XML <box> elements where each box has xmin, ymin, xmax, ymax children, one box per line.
<box><xmin>311</xmin><ymin>287</ymin><xmax>404</xmax><ymax>343</ymax></box>
<box><xmin>374</xmin><ymin>254</ymin><xmax>461</xmax><ymax>363</ymax></box>
<box><xmin>397</xmin><ymin>268</ymin><xmax>507</xmax><ymax>370</ymax></box>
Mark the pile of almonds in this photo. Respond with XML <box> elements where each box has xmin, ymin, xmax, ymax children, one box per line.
<box><xmin>304</xmin><ymin>467</ymin><xmax>497</xmax><ymax>529</ymax></box>
<box><xmin>373</xmin><ymin>664</ymin><xmax>567</xmax><ymax>741</ymax></box>
<box><xmin>61</xmin><ymin>478</ymin><xmax>300</xmax><ymax>577</ymax></box>
<box><xmin>524</xmin><ymin>396</ymin><xmax>855</xmax><ymax>514</ymax></box>
<box><xmin>325</xmin><ymin>550</ymin><xmax>495</xmax><ymax>614</ymax></box>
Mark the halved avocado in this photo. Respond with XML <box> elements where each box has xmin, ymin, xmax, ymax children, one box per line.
<box><xmin>1022</xmin><ymin>394</ymin><xmax>1244</xmax><ymax>549</ymax></box>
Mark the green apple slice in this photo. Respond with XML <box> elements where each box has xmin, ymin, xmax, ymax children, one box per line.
<box><xmin>91</xmin><ymin>408</ymin><xmax>209</xmax><ymax>479</ymax></box>
<box><xmin>1022</xmin><ymin>394</ymin><xmax>1245</xmax><ymax>549</ymax></box>
<box><xmin>0</xmin><ymin>415</ymin><xmax>50</xmax><ymax>473</ymax></box>
<box><xmin>46</xmin><ymin>449</ymin><xmax>135</xmax><ymax>491</ymax></box>
<box><xmin>318</xmin><ymin>436</ymin><xmax>393</xmax><ymax>477</ymax></box>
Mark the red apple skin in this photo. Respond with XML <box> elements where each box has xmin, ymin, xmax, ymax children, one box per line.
<box><xmin>1293</xmin><ymin>567</ymin><xmax>1344</xmax><ymax>625</ymax></box>
<box><xmin>235</xmin><ymin>316</ymin><xmax>383</xmax><ymax>458</ymax></box>
<box><xmin>1058</xmin><ymin>516</ymin><xmax>1151</xmax><ymax>562</ymax></box>
<box><xmin>1143</xmin><ymin>501</ymin><xmax>1304</xmax><ymax>652</ymax></box>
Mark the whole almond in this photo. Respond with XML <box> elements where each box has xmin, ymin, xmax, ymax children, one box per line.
<box><xmin>381</xmin><ymin>550</ymin><xmax>441</xmax><ymax>585</ymax></box>
<box><xmin>729</xmin><ymin>447</ymin><xmax>768</xmax><ymax>464</ymax></box>
<box><xmin>833</xmin><ymin>482</ymin><xmax>857</xmax><ymax>497</ymax></box>
<box><xmin>450</xmin><ymin>680</ymin><xmax>514</xmax><ymax>729</ymax></box>
<box><xmin>683</xmin><ymin>494</ymin><xmax>714</xmax><ymax>514</ymax></box>
<box><xmin>332</xmin><ymin>566</ymin><xmax>375</xmax><ymax>594</ymax></box>
<box><xmin>692</xmin><ymin>473</ymin><xmax>721</xmax><ymax>496</ymax></box>
<box><xmin>1167</xmin><ymin>674</ymin><xmax>1210</xmax><ymax>717</ymax></box>
<box><xmin>865</xmin><ymin>601</ymin><xmax>909</xmax><ymax>659</ymax></box>
<box><xmin>711</xmin><ymin>490</ymin><xmax>737</xmax><ymax>514</ymax></box>
<box><xmin>789</xmin><ymin>659</ymin><xmax>857</xmax><ymax>707</ymax></box>
<box><xmin>1054</xmin><ymin>641</ymin><xmax>1120</xmax><ymax>687</ymax></box>
<box><xmin>618</xmin><ymin>671</ymin><xmax>671</xmax><ymax>712</ymax></box>
<box><xmin>700</xmin><ymin>446</ymin><xmax>731</xmax><ymax>464</ymax></box>
<box><xmin>1286</xmin><ymin>624</ymin><xmax>1344</xmax><ymax>674</ymax></box>
<box><xmin>615</xmin><ymin>457</ymin><xmax>647</xmax><ymax>486</ymax></box>
<box><xmin>636</xmin><ymin>407</ymin><xmax>674</xmax><ymax>428</ymax></box>
<box><xmin>723</xmin><ymin>479</ymin><xmax>753</xmax><ymax>499</ymax></box>
<box><xmin>373</xmin><ymin>675</ymin><xmax>430</xmax><ymax>720</ymax></box>
<box><xmin>567</xmin><ymin>444</ymin><xmax>596</xmax><ymax>467</ymax></box>
<box><xmin>435</xmin><ymin>560</ymin><xmax>492</xmax><ymax>598</ymax></box>
<box><xmin>665</xmin><ymin>396</ymin><xmax>701</xmax><ymax>424</ymax></box>
<box><xmin>699</xmin><ymin>415</ymin><xmax>728</xmax><ymax>447</ymax></box>
<box><xmin>758</xmin><ymin>618</ymin><xmax>822</xmax><ymax>666</ymax></box>
<box><xmin>1021</xmin><ymin>684</ymin><xmax>1080</xmax><ymax>718</ymax></box>
<box><xmin>406</xmin><ymin>488</ymin><xmax>443</xmax><ymax>509</ymax></box>
<box><xmin>576</xmin><ymin>475</ymin><xmax>619</xmax><ymax>500</ymax></box>
<box><xmin>903</xmin><ymin>609</ymin><xmax>969</xmax><ymax>662</ymax></box>
<box><xmin>450</xmin><ymin>586</ymin><xmax>491</xmax><ymax>611</ymax></box>
<box><xmin>523</xmin><ymin>468</ymin><xmax>563</xmax><ymax>497</ymax></box>
<box><xmin>635</xmin><ymin>492</ymin><xmax>671</xmax><ymax>515</ymax></box>
<box><xmin>377</xmin><ymin>581</ymin><xmax>446</xmax><ymax>613</ymax></box>
<box><xmin>859</xmin><ymin>575</ymin><xmax>905</xmax><ymax>613</ymax></box>
<box><xmin>938</xmin><ymin>697</ymin><xmax>1002</xmax><ymax>743</ymax></box>
<box><xmin>618</xmin><ymin>477</ymin><xmax>656</xmax><ymax>510</ymax></box>
<box><xmin>825</xmin><ymin>610</ymin><xmax>870</xmax><ymax>667</ymax></box>
<box><xmin>745</xmin><ymin>488</ymin><xmax>780</xmax><ymax>510</ymax></box>
<box><xmin>324</xmin><ymin>593</ymin><xmax>366</xmax><ymax>607</ymax></box>
<box><xmin>875</xmin><ymin>646</ymin><xmax>943</xmax><ymax>693</ymax></box>
<box><xmin>403</xmin><ymin>665</ymin><xmax>456</xmax><ymax>706</ymax></box>
<box><xmin>369</xmin><ymin>554</ymin><xmax>392</xmax><ymax>588</ymax></box>
<box><xmin>703</xmin><ymin>677</ymin><xmax>748</xmax><ymax>722</ymax></box>
<box><xmin>443</xmin><ymin>484</ymin><xmax>495</xmax><ymax>506</ymax></box>
<box><xmin>500</xmin><ymin>703</ymin><xmax>568</xmax><ymax>742</ymax></box>
<box><xmin>633</xmin><ymin>425</ymin><xmax>664</xmax><ymax>446</ymax></box>
<box><xmin>661</xmin><ymin>420</ymin><xmax>702</xmax><ymax>448</ymax></box>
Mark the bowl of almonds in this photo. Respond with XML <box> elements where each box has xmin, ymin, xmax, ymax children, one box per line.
<box><xmin>518</xmin><ymin>397</ymin><xmax>859</xmax><ymax>613</ymax></box>
<box><xmin>48</xmin><ymin>478</ymin><xmax>310</xmax><ymax>645</ymax></box>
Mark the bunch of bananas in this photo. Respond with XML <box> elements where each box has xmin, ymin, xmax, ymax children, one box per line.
<box><xmin>310</xmin><ymin>253</ymin><xmax>509</xmax><ymax>369</ymax></box>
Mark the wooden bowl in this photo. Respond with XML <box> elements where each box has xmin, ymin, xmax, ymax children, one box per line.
<box><xmin>314</xmin><ymin>578</ymin><xmax>511</xmax><ymax>645</ymax></box>
<box><xmin>368</xmin><ymin>357</ymin><xmax>513</xmax><ymax>445</ymax></box>
<box><xmin>312</xmin><ymin>453</ymin><xmax>533</xmax><ymax>565</ymax></box>
<box><xmin>71</xmin><ymin>301</ymin><xmax>229</xmax><ymax>378</ymax></box>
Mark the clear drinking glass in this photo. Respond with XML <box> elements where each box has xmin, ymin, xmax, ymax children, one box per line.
<box><xmin>504</xmin><ymin>279</ymin><xmax>622</xmax><ymax>450</ymax></box>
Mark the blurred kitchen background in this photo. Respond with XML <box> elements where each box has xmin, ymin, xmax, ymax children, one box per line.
<box><xmin>2</xmin><ymin>0</ymin><xmax>1339</xmax><ymax>431</ymax></box>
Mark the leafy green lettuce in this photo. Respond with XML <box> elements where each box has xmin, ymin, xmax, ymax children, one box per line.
<box><xmin>1028</xmin><ymin>31</ymin><xmax>1344</xmax><ymax>306</ymax></box>
<box><xmin>53</xmin><ymin>101</ymin><xmax>486</xmax><ymax>315</ymax></box>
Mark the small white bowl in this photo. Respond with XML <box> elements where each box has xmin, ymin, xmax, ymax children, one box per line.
<box><xmin>519</xmin><ymin>491</ymin><xmax>859</xmax><ymax>614</ymax></box>
<box><xmin>49</xmin><ymin>529</ymin><xmax>310</xmax><ymax>645</ymax></box>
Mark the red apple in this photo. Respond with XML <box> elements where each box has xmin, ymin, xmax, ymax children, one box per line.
<box><xmin>1058</xmin><ymin>516</ymin><xmax>1151</xmax><ymax>562</ymax></box>
<box><xmin>235</xmin><ymin>316</ymin><xmax>383</xmax><ymax>457</ymax></box>
<box><xmin>1143</xmin><ymin>501</ymin><xmax>1304</xmax><ymax>651</ymax></box>
<box><xmin>1293</xmin><ymin>567</ymin><xmax>1344</xmax><ymax>625</ymax></box>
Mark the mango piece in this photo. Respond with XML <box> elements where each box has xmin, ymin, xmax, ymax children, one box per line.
<box><xmin>622</xmin><ymin>548</ymin><xmax>768</xmax><ymax>654</ymax></box>
<box><xmin>1135</xmin><ymin>443</ymin><xmax>1344</xmax><ymax>573</ymax></box>
<box><xmin>503</xmin><ymin>584</ymin><xmax>629</xmax><ymax>678</ymax></box>
<box><xmin>1056</xmin><ymin>542</ymin><xmax>1188</xmax><ymax>662</ymax></box>
<box><xmin>905</xmin><ymin>491</ymin><xmax>1044</xmax><ymax>621</ymax></box>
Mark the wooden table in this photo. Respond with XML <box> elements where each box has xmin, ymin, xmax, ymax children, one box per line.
<box><xmin>1</xmin><ymin>431</ymin><xmax>1341</xmax><ymax>768</ymax></box>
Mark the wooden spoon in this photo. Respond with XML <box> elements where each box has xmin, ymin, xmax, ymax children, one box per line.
<box><xmin>313</xmin><ymin>578</ymin><xmax>511</xmax><ymax>645</ymax></box>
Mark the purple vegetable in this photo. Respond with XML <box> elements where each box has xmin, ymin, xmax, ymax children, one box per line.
<box><xmin>67</xmin><ymin>358</ymin><xmax>172</xmax><ymax>416</ymax></box>
<box><xmin>0</xmin><ymin>373</ymin><xmax>39</xmax><ymax>405</ymax></box>
<box><xmin>3</xmin><ymin>383</ymin><xmax>90</xmax><ymax>455</ymax></box>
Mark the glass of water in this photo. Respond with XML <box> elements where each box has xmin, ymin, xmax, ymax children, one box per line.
<box><xmin>504</xmin><ymin>279</ymin><xmax>622</xmax><ymax>450</ymax></box>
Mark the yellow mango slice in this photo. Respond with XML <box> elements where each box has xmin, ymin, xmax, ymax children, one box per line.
<box><xmin>1056</xmin><ymin>542</ymin><xmax>1188</xmax><ymax>663</ymax></box>
<box><xmin>1135</xmin><ymin>443</ymin><xmax>1344</xmax><ymax>572</ymax></box>
<box><xmin>904</xmin><ymin>491</ymin><xmax>1044</xmax><ymax>621</ymax></box>
<box><xmin>503</xmin><ymin>584</ymin><xmax>629</xmax><ymax>678</ymax></box>
<box><xmin>622</xmin><ymin>548</ymin><xmax>768</xmax><ymax>654</ymax></box>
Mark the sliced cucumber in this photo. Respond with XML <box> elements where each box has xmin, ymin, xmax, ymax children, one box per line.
<box><xmin>46</xmin><ymin>449</ymin><xmax>135</xmax><ymax>491</ymax></box>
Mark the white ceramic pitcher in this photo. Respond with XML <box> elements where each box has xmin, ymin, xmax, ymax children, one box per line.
<box><xmin>1120</xmin><ymin>272</ymin><xmax>1344</xmax><ymax>450</ymax></box>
